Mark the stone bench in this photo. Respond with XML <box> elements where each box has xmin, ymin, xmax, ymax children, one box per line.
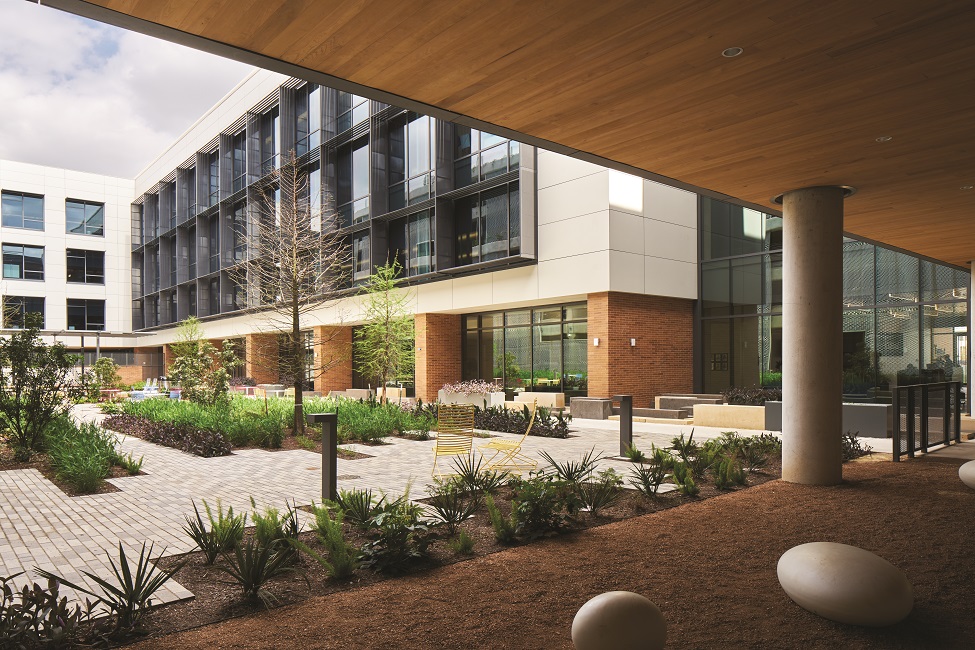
<box><xmin>570</xmin><ymin>398</ymin><xmax>613</xmax><ymax>420</ymax></box>
<box><xmin>509</xmin><ymin>391</ymin><xmax>566</xmax><ymax>411</ymax></box>
<box><xmin>655</xmin><ymin>395</ymin><xmax>723</xmax><ymax>410</ymax></box>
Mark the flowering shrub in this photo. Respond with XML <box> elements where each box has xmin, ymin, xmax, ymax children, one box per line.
<box><xmin>440</xmin><ymin>380</ymin><xmax>500</xmax><ymax>395</ymax></box>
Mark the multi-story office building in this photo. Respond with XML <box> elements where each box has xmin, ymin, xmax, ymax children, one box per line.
<box><xmin>1</xmin><ymin>70</ymin><xmax>968</xmax><ymax>406</ymax></box>
<box><xmin>0</xmin><ymin>159</ymin><xmax>152</xmax><ymax>384</ymax></box>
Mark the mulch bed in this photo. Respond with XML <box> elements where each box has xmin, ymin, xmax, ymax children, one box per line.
<box><xmin>124</xmin><ymin>456</ymin><xmax>975</xmax><ymax>650</ymax></box>
<box><xmin>117</xmin><ymin>461</ymin><xmax>781</xmax><ymax>646</ymax></box>
<box><xmin>0</xmin><ymin>443</ymin><xmax>136</xmax><ymax>496</ymax></box>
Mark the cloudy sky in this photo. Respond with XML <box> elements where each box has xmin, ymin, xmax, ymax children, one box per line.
<box><xmin>0</xmin><ymin>0</ymin><xmax>254</xmax><ymax>178</ymax></box>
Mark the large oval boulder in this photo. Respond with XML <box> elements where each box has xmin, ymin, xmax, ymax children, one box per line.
<box><xmin>959</xmin><ymin>460</ymin><xmax>975</xmax><ymax>490</ymax></box>
<box><xmin>571</xmin><ymin>591</ymin><xmax>666</xmax><ymax>650</ymax></box>
<box><xmin>777</xmin><ymin>542</ymin><xmax>913</xmax><ymax>627</ymax></box>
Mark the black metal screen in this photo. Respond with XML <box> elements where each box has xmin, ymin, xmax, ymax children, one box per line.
<box><xmin>893</xmin><ymin>381</ymin><xmax>962</xmax><ymax>460</ymax></box>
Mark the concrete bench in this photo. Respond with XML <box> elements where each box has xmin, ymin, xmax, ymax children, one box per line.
<box><xmin>570</xmin><ymin>398</ymin><xmax>613</xmax><ymax>420</ymax></box>
<box><xmin>655</xmin><ymin>395</ymin><xmax>723</xmax><ymax>409</ymax></box>
<box><xmin>509</xmin><ymin>391</ymin><xmax>566</xmax><ymax>411</ymax></box>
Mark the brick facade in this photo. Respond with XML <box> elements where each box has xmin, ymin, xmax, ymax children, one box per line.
<box><xmin>313</xmin><ymin>325</ymin><xmax>353</xmax><ymax>395</ymax></box>
<box><xmin>587</xmin><ymin>291</ymin><xmax>694</xmax><ymax>408</ymax></box>
<box><xmin>245</xmin><ymin>333</ymin><xmax>280</xmax><ymax>384</ymax></box>
<box><xmin>415</xmin><ymin>313</ymin><xmax>462</xmax><ymax>403</ymax></box>
<box><xmin>117</xmin><ymin>364</ymin><xmax>146</xmax><ymax>387</ymax></box>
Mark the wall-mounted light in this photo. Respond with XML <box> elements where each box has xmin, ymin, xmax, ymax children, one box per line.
<box><xmin>593</xmin><ymin>338</ymin><xmax>600</xmax><ymax>347</ymax></box>
<box><xmin>630</xmin><ymin>338</ymin><xmax>636</xmax><ymax>347</ymax></box>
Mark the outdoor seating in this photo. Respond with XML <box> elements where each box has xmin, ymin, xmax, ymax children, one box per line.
<box><xmin>432</xmin><ymin>403</ymin><xmax>476</xmax><ymax>476</ymax></box>
<box><xmin>479</xmin><ymin>399</ymin><xmax>538</xmax><ymax>474</ymax></box>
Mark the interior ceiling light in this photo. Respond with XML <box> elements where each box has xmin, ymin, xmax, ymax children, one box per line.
<box><xmin>722</xmin><ymin>47</ymin><xmax>743</xmax><ymax>58</ymax></box>
<box><xmin>961</xmin><ymin>185</ymin><xmax>974</xmax><ymax>190</ymax></box>
<box><xmin>875</xmin><ymin>136</ymin><xmax>893</xmax><ymax>142</ymax></box>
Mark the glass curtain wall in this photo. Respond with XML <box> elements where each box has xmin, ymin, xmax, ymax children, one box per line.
<box><xmin>463</xmin><ymin>303</ymin><xmax>587</xmax><ymax>399</ymax></box>
<box><xmin>700</xmin><ymin>196</ymin><xmax>969</xmax><ymax>400</ymax></box>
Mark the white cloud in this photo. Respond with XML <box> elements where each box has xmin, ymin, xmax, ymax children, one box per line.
<box><xmin>0</xmin><ymin>0</ymin><xmax>254</xmax><ymax>178</ymax></box>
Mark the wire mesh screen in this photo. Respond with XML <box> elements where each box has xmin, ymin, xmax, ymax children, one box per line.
<box><xmin>893</xmin><ymin>382</ymin><xmax>961</xmax><ymax>460</ymax></box>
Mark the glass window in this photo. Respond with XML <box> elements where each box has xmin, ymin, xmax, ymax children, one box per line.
<box><xmin>453</xmin><ymin>182</ymin><xmax>520</xmax><ymax>266</ymax></box>
<box><xmin>843</xmin><ymin>239</ymin><xmax>874</xmax><ymax>308</ymax></box>
<box><xmin>66</xmin><ymin>249</ymin><xmax>104</xmax><ymax>284</ymax></box>
<box><xmin>700</xmin><ymin>197</ymin><xmax>767</xmax><ymax>260</ymax></box>
<box><xmin>262</xmin><ymin>107</ymin><xmax>280</xmax><ymax>174</ymax></box>
<box><xmin>875</xmin><ymin>247</ymin><xmax>919</xmax><ymax>305</ymax></box>
<box><xmin>66</xmin><ymin>299</ymin><xmax>105</xmax><ymax>331</ymax></box>
<box><xmin>337</xmin><ymin>93</ymin><xmax>369</xmax><ymax>132</ymax></box>
<box><xmin>187</xmin><ymin>225</ymin><xmax>197</xmax><ymax>279</ymax></box>
<box><xmin>1</xmin><ymin>191</ymin><xmax>44</xmax><ymax>230</ymax></box>
<box><xmin>2</xmin><ymin>296</ymin><xmax>44</xmax><ymax>329</ymax></box>
<box><xmin>232</xmin><ymin>130</ymin><xmax>246</xmax><ymax>192</ymax></box>
<box><xmin>231</xmin><ymin>202</ymin><xmax>247</xmax><ymax>262</ymax></box>
<box><xmin>463</xmin><ymin>302</ymin><xmax>587</xmax><ymax>397</ymax></box>
<box><xmin>2</xmin><ymin>244</ymin><xmax>44</xmax><ymax>280</ymax></box>
<box><xmin>338</xmin><ymin>137</ymin><xmax>370</xmax><ymax>226</ymax></box>
<box><xmin>453</xmin><ymin>128</ymin><xmax>519</xmax><ymax>188</ymax></box>
<box><xmin>295</xmin><ymin>84</ymin><xmax>321</xmax><ymax>156</ymax></box>
<box><xmin>353</xmin><ymin>232</ymin><xmax>370</xmax><ymax>282</ymax></box>
<box><xmin>207</xmin><ymin>150</ymin><xmax>220</xmax><ymax>206</ymax></box>
<box><xmin>66</xmin><ymin>199</ymin><xmax>105</xmax><ymax>236</ymax></box>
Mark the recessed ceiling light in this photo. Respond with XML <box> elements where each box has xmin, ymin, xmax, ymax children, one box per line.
<box><xmin>875</xmin><ymin>136</ymin><xmax>893</xmax><ymax>142</ymax></box>
<box><xmin>962</xmin><ymin>185</ymin><xmax>974</xmax><ymax>190</ymax></box>
<box><xmin>722</xmin><ymin>47</ymin><xmax>743</xmax><ymax>58</ymax></box>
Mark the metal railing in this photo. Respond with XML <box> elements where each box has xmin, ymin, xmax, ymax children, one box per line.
<box><xmin>892</xmin><ymin>381</ymin><xmax>961</xmax><ymax>461</ymax></box>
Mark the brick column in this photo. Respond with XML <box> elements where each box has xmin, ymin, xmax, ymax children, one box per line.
<box><xmin>313</xmin><ymin>325</ymin><xmax>353</xmax><ymax>395</ymax></box>
<box><xmin>415</xmin><ymin>313</ymin><xmax>462</xmax><ymax>403</ymax></box>
<box><xmin>245</xmin><ymin>333</ymin><xmax>280</xmax><ymax>384</ymax></box>
<box><xmin>162</xmin><ymin>344</ymin><xmax>175</xmax><ymax>376</ymax></box>
<box><xmin>587</xmin><ymin>292</ymin><xmax>694</xmax><ymax>408</ymax></box>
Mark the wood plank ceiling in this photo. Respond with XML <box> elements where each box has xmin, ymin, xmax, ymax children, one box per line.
<box><xmin>70</xmin><ymin>0</ymin><xmax>975</xmax><ymax>266</ymax></box>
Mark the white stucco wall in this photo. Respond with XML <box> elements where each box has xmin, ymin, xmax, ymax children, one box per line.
<box><xmin>0</xmin><ymin>159</ymin><xmax>135</xmax><ymax>338</ymax></box>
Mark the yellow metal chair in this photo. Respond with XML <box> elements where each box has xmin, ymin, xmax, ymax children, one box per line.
<box><xmin>478</xmin><ymin>399</ymin><xmax>538</xmax><ymax>474</ymax></box>
<box><xmin>432</xmin><ymin>403</ymin><xmax>476</xmax><ymax>476</ymax></box>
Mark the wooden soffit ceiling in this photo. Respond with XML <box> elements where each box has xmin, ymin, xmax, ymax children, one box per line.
<box><xmin>53</xmin><ymin>0</ymin><xmax>975</xmax><ymax>267</ymax></box>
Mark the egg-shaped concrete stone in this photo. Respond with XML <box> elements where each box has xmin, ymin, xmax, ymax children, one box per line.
<box><xmin>959</xmin><ymin>460</ymin><xmax>975</xmax><ymax>490</ymax></box>
<box><xmin>777</xmin><ymin>542</ymin><xmax>913</xmax><ymax>627</ymax></box>
<box><xmin>571</xmin><ymin>591</ymin><xmax>666</xmax><ymax>650</ymax></box>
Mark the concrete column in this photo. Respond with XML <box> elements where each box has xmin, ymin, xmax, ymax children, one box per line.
<box><xmin>969</xmin><ymin>264</ymin><xmax>974</xmax><ymax>416</ymax></box>
<box><xmin>781</xmin><ymin>186</ymin><xmax>845</xmax><ymax>485</ymax></box>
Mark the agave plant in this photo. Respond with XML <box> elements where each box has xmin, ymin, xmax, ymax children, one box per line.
<box><xmin>35</xmin><ymin>542</ymin><xmax>183</xmax><ymax>630</ymax></box>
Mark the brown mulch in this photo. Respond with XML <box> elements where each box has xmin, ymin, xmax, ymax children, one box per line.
<box><xmin>126</xmin><ymin>458</ymin><xmax>975</xmax><ymax>649</ymax></box>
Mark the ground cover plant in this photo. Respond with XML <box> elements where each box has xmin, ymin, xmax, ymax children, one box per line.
<box><xmin>138</xmin><ymin>436</ymin><xmax>784</xmax><ymax>641</ymax></box>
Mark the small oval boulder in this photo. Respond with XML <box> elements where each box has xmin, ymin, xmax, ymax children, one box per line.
<box><xmin>777</xmin><ymin>542</ymin><xmax>913</xmax><ymax>627</ymax></box>
<box><xmin>959</xmin><ymin>460</ymin><xmax>975</xmax><ymax>490</ymax></box>
<box><xmin>571</xmin><ymin>591</ymin><xmax>666</xmax><ymax>650</ymax></box>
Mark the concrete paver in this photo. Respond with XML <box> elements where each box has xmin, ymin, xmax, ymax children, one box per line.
<box><xmin>0</xmin><ymin>404</ymin><xmax>791</xmax><ymax>609</ymax></box>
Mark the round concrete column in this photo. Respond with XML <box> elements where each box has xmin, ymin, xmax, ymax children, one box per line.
<box><xmin>781</xmin><ymin>186</ymin><xmax>845</xmax><ymax>485</ymax></box>
<box><xmin>969</xmin><ymin>263</ymin><xmax>974</xmax><ymax>417</ymax></box>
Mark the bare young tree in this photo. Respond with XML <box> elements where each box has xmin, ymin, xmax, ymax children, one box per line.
<box><xmin>229</xmin><ymin>150</ymin><xmax>350</xmax><ymax>434</ymax></box>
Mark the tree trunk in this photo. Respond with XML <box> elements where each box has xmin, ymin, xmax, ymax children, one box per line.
<box><xmin>293</xmin><ymin>300</ymin><xmax>304</xmax><ymax>436</ymax></box>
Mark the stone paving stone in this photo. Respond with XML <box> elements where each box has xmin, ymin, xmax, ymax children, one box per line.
<box><xmin>0</xmin><ymin>404</ymin><xmax>747</xmax><ymax>610</ymax></box>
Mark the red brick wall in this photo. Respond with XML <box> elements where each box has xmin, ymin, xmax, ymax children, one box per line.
<box><xmin>415</xmin><ymin>313</ymin><xmax>462</xmax><ymax>403</ymax></box>
<box><xmin>245</xmin><ymin>333</ymin><xmax>280</xmax><ymax>384</ymax></box>
<box><xmin>162</xmin><ymin>344</ymin><xmax>175</xmax><ymax>375</ymax></box>
<box><xmin>587</xmin><ymin>291</ymin><xmax>694</xmax><ymax>408</ymax></box>
<box><xmin>117</xmin><ymin>365</ymin><xmax>146</xmax><ymax>387</ymax></box>
<box><xmin>314</xmin><ymin>326</ymin><xmax>353</xmax><ymax>394</ymax></box>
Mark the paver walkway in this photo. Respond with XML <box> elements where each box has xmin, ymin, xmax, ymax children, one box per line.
<box><xmin>0</xmin><ymin>404</ymin><xmax>775</xmax><ymax>608</ymax></box>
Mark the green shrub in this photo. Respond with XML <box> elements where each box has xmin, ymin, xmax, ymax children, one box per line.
<box><xmin>577</xmin><ymin>468</ymin><xmax>623</xmax><ymax>516</ymax></box>
<box><xmin>485</xmin><ymin>494</ymin><xmax>516</xmax><ymax>545</ymax></box>
<box><xmin>448</xmin><ymin>530</ymin><xmax>476</xmax><ymax>555</ymax></box>
<box><xmin>539</xmin><ymin>447</ymin><xmax>602</xmax><ymax>484</ymax></box>
<box><xmin>116</xmin><ymin>452</ymin><xmax>144</xmax><ymax>475</ymax></box>
<box><xmin>426</xmin><ymin>484</ymin><xmax>481</xmax><ymax>534</ymax></box>
<box><xmin>182</xmin><ymin>499</ymin><xmax>246</xmax><ymax>564</ymax></box>
<box><xmin>722</xmin><ymin>386</ymin><xmax>782</xmax><ymax>405</ymax></box>
<box><xmin>217</xmin><ymin>538</ymin><xmax>295</xmax><ymax>604</ymax></box>
<box><xmin>300</xmin><ymin>504</ymin><xmax>359</xmax><ymax>579</ymax></box>
<box><xmin>623</xmin><ymin>443</ymin><xmax>646</xmax><ymax>463</ymax></box>
<box><xmin>333</xmin><ymin>488</ymin><xmax>383</xmax><ymax>530</ymax></box>
<box><xmin>629</xmin><ymin>462</ymin><xmax>669</xmax><ymax>498</ymax></box>
<box><xmin>359</xmin><ymin>500</ymin><xmax>437</xmax><ymax>575</ymax></box>
<box><xmin>672</xmin><ymin>463</ymin><xmax>699</xmax><ymax>496</ymax></box>
<box><xmin>509</xmin><ymin>476</ymin><xmax>578</xmax><ymax>539</ymax></box>
<box><xmin>448</xmin><ymin>454</ymin><xmax>509</xmax><ymax>495</ymax></box>
<box><xmin>249</xmin><ymin>498</ymin><xmax>302</xmax><ymax>563</ymax></box>
<box><xmin>45</xmin><ymin>418</ymin><xmax>117</xmax><ymax>493</ymax></box>
<box><xmin>295</xmin><ymin>434</ymin><xmax>316</xmax><ymax>450</ymax></box>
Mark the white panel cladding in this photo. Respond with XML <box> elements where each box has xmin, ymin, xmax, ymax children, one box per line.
<box><xmin>0</xmin><ymin>159</ymin><xmax>135</xmax><ymax>333</ymax></box>
<box><xmin>537</xmin><ymin>148</ymin><xmax>604</xmax><ymax>189</ymax></box>
<box><xmin>135</xmin><ymin>69</ymin><xmax>289</xmax><ymax>195</ymax></box>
